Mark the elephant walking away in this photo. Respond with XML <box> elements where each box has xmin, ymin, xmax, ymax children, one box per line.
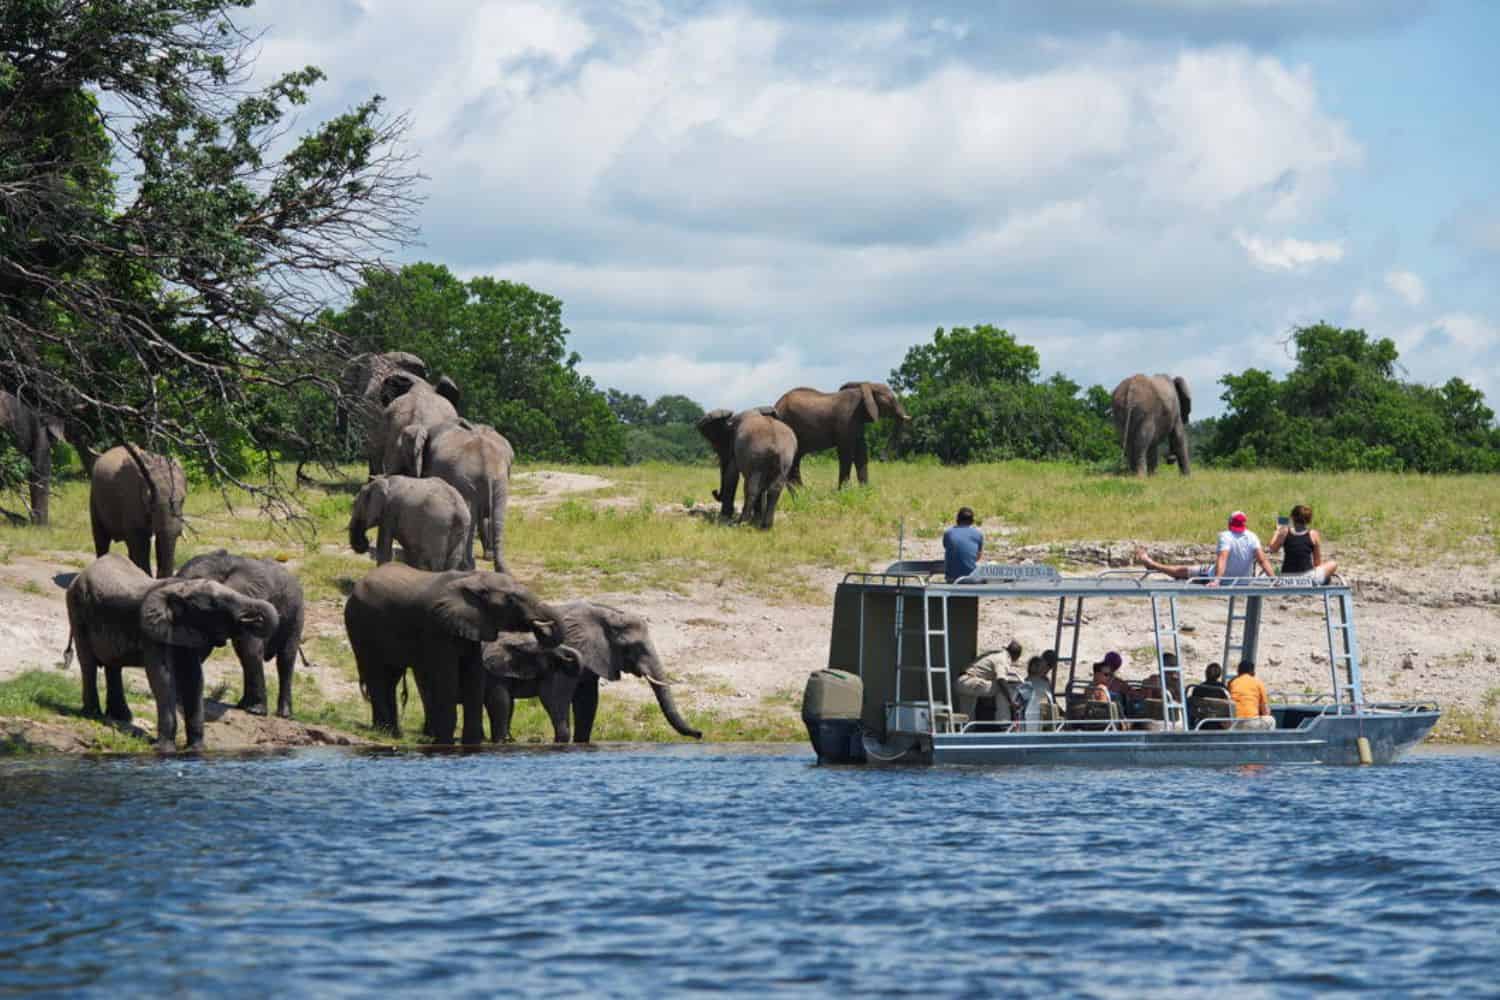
<box><xmin>483</xmin><ymin>601</ymin><xmax>703</xmax><ymax>744</ymax></box>
<box><xmin>0</xmin><ymin>389</ymin><xmax>65</xmax><ymax>526</ymax></box>
<box><xmin>66</xmin><ymin>554</ymin><xmax>279</xmax><ymax>750</ymax></box>
<box><xmin>1111</xmin><ymin>374</ymin><xmax>1192</xmax><ymax>476</ymax></box>
<box><xmin>696</xmin><ymin>408</ymin><xmax>796</xmax><ymax>529</ymax></box>
<box><xmin>89</xmin><ymin>445</ymin><xmax>187</xmax><ymax>577</ymax></box>
<box><xmin>336</xmin><ymin>351</ymin><xmax>428</xmax><ymax>447</ymax></box>
<box><xmin>349</xmin><ymin>475</ymin><xmax>472</xmax><ymax>571</ymax></box>
<box><xmin>412</xmin><ymin>420</ymin><xmax>514</xmax><ymax>571</ymax></box>
<box><xmin>372</xmin><ymin>372</ymin><xmax>462</xmax><ymax>477</ymax></box>
<box><xmin>343</xmin><ymin>563</ymin><xmax>563</xmax><ymax>744</ymax></box>
<box><xmin>175</xmin><ymin>550</ymin><xmax>306</xmax><ymax>718</ymax></box>
<box><xmin>773</xmin><ymin>382</ymin><xmax>909</xmax><ymax>488</ymax></box>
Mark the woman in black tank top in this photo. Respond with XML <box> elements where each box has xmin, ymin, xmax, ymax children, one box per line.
<box><xmin>1280</xmin><ymin>529</ymin><xmax>1315</xmax><ymax>574</ymax></box>
<box><xmin>1267</xmin><ymin>503</ymin><xmax>1339</xmax><ymax>583</ymax></box>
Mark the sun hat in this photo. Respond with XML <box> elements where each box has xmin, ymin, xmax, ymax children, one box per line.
<box><xmin>1228</xmin><ymin>510</ymin><xmax>1248</xmax><ymax>533</ymax></box>
<box><xmin>1101</xmin><ymin>651</ymin><xmax>1123</xmax><ymax>670</ymax></box>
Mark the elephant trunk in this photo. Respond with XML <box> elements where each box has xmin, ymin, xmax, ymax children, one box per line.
<box><xmin>641</xmin><ymin>652</ymin><xmax>702</xmax><ymax>739</ymax></box>
<box><xmin>155</xmin><ymin>523</ymin><xmax>179</xmax><ymax>579</ymax></box>
<box><xmin>348</xmin><ymin>510</ymin><xmax>369</xmax><ymax>554</ymax></box>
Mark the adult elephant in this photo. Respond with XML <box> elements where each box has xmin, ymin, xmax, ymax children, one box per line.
<box><xmin>0</xmin><ymin>389</ymin><xmax>65</xmax><ymax>526</ymax></box>
<box><xmin>90</xmin><ymin>445</ymin><xmax>187</xmax><ymax>578</ymax></box>
<box><xmin>348</xmin><ymin>474</ymin><xmax>473</xmax><ymax>571</ymax></box>
<box><xmin>483</xmin><ymin>600</ymin><xmax>703</xmax><ymax>744</ymax></box>
<box><xmin>176</xmin><ymin>550</ymin><xmax>306</xmax><ymax>719</ymax></box>
<box><xmin>696</xmin><ymin>407</ymin><xmax>796</xmax><ymax>529</ymax></box>
<box><xmin>335</xmin><ymin>351</ymin><xmax>428</xmax><ymax>446</ymax></box>
<box><xmin>343</xmin><ymin>563</ymin><xmax>564</xmax><ymax>744</ymax></box>
<box><xmin>65</xmin><ymin>554</ymin><xmax>279</xmax><ymax>750</ymax></box>
<box><xmin>1111</xmin><ymin>373</ymin><xmax>1192</xmax><ymax>477</ymax></box>
<box><xmin>407</xmin><ymin>420</ymin><xmax>515</xmax><ymax>570</ymax></box>
<box><xmin>371</xmin><ymin>372</ymin><xmax>461</xmax><ymax>477</ymax></box>
<box><xmin>773</xmin><ymin>381</ymin><xmax>909</xmax><ymax>488</ymax></box>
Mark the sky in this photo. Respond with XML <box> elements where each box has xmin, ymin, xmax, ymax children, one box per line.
<box><xmin>243</xmin><ymin>0</ymin><xmax>1500</xmax><ymax>417</ymax></box>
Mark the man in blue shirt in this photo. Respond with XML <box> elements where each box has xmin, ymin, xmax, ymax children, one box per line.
<box><xmin>943</xmin><ymin>507</ymin><xmax>983</xmax><ymax>582</ymax></box>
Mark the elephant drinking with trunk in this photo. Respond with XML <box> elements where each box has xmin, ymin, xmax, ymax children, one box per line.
<box><xmin>66</xmin><ymin>554</ymin><xmax>279</xmax><ymax>750</ymax></box>
<box><xmin>696</xmin><ymin>408</ymin><xmax>796</xmax><ymax>529</ymax></box>
<box><xmin>482</xmin><ymin>600</ymin><xmax>703</xmax><ymax>743</ymax></box>
<box><xmin>89</xmin><ymin>445</ymin><xmax>187</xmax><ymax>577</ymax></box>
<box><xmin>773</xmin><ymin>381</ymin><xmax>909</xmax><ymax>488</ymax></box>
<box><xmin>1111</xmin><ymin>373</ymin><xmax>1192</xmax><ymax>476</ymax></box>
<box><xmin>0</xmin><ymin>389</ymin><xmax>65</xmax><ymax>526</ymax></box>
<box><xmin>349</xmin><ymin>474</ymin><xmax>473</xmax><ymax>571</ymax></box>
<box><xmin>175</xmin><ymin>550</ymin><xmax>306</xmax><ymax>719</ymax></box>
<box><xmin>343</xmin><ymin>563</ymin><xmax>564</xmax><ymax>744</ymax></box>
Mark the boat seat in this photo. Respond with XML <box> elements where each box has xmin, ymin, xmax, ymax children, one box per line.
<box><xmin>1065</xmin><ymin>699</ymin><xmax>1120</xmax><ymax>730</ymax></box>
<box><xmin>1188</xmin><ymin>695</ymin><xmax>1233</xmax><ymax>730</ymax></box>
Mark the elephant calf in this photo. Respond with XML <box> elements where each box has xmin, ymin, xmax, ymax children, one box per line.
<box><xmin>90</xmin><ymin>445</ymin><xmax>187</xmax><ymax>577</ymax></box>
<box><xmin>349</xmin><ymin>475</ymin><xmax>473</xmax><ymax>571</ymax></box>
<box><xmin>176</xmin><ymin>550</ymin><xmax>306</xmax><ymax>719</ymax></box>
<box><xmin>697</xmin><ymin>407</ymin><xmax>797</xmax><ymax>529</ymax></box>
<box><xmin>483</xmin><ymin>600</ymin><xmax>703</xmax><ymax>744</ymax></box>
<box><xmin>66</xmin><ymin>554</ymin><xmax>279</xmax><ymax>750</ymax></box>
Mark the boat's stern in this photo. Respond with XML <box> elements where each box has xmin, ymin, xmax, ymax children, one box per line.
<box><xmin>802</xmin><ymin>669</ymin><xmax>866</xmax><ymax>764</ymax></box>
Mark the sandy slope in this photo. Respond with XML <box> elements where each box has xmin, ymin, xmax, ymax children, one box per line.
<box><xmin>3</xmin><ymin>470</ymin><xmax>1497</xmax><ymax>750</ymax></box>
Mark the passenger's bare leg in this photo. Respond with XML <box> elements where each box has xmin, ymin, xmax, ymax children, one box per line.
<box><xmin>1134</xmin><ymin>548</ymin><xmax>1191</xmax><ymax>580</ymax></box>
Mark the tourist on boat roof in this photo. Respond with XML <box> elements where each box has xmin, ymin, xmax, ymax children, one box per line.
<box><xmin>1133</xmin><ymin>510</ymin><xmax>1275</xmax><ymax>585</ymax></box>
<box><xmin>1229</xmin><ymin>661</ymin><xmax>1275</xmax><ymax>730</ymax></box>
<box><xmin>942</xmin><ymin>506</ymin><xmax>983</xmax><ymax>583</ymax></box>
<box><xmin>1267</xmin><ymin>504</ymin><xmax>1339</xmax><ymax>585</ymax></box>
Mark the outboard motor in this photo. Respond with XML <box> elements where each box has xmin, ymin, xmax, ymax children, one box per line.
<box><xmin>801</xmin><ymin>669</ymin><xmax>866</xmax><ymax>764</ymax></box>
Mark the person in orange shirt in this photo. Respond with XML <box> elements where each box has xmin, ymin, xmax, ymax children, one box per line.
<box><xmin>1228</xmin><ymin>661</ymin><xmax>1275</xmax><ymax>730</ymax></box>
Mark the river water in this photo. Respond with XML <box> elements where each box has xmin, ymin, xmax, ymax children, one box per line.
<box><xmin>2</xmin><ymin>745</ymin><xmax>1498</xmax><ymax>997</ymax></box>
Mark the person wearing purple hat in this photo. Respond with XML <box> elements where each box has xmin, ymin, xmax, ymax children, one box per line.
<box><xmin>1134</xmin><ymin>510</ymin><xmax>1274</xmax><ymax>585</ymax></box>
<box><xmin>1098</xmin><ymin>651</ymin><xmax>1128</xmax><ymax>699</ymax></box>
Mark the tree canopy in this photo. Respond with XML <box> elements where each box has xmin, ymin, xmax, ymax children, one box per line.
<box><xmin>1</xmin><ymin>0</ymin><xmax>418</xmax><ymax>496</ymax></box>
<box><xmin>326</xmin><ymin>263</ymin><xmax>623</xmax><ymax>463</ymax></box>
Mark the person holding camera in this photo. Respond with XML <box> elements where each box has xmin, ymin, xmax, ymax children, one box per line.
<box><xmin>1268</xmin><ymin>504</ymin><xmax>1338</xmax><ymax>584</ymax></box>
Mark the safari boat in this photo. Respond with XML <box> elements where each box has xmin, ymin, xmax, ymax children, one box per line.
<box><xmin>801</xmin><ymin>562</ymin><xmax>1439</xmax><ymax>767</ymax></box>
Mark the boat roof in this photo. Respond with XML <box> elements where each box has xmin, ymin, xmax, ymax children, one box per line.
<box><xmin>842</xmin><ymin>560</ymin><xmax>1352</xmax><ymax>600</ymax></box>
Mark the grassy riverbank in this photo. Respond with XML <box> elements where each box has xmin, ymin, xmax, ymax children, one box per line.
<box><xmin>1</xmin><ymin>458</ymin><xmax>1496</xmax><ymax>752</ymax></box>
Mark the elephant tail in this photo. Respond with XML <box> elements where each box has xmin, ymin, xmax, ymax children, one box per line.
<box><xmin>62</xmin><ymin>630</ymin><xmax>74</xmax><ymax>671</ymax></box>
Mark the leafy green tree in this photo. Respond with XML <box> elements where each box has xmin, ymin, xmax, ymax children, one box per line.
<box><xmin>891</xmin><ymin>324</ymin><xmax>1040</xmax><ymax>394</ymax></box>
<box><xmin>606</xmin><ymin>390</ymin><xmax>649</xmax><ymax>426</ymax></box>
<box><xmin>327</xmin><ymin>263</ymin><xmax>624</xmax><ymax>463</ymax></box>
<box><xmin>1</xmin><ymin>0</ymin><xmax>418</xmax><ymax>496</ymax></box>
<box><xmin>645</xmin><ymin>394</ymin><xmax>704</xmax><ymax>426</ymax></box>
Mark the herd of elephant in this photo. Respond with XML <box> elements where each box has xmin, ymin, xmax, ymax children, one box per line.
<box><xmin>6</xmin><ymin>353</ymin><xmax>1193</xmax><ymax>750</ymax></box>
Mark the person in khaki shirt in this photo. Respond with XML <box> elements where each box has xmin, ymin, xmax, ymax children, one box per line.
<box><xmin>954</xmin><ymin>639</ymin><xmax>1022</xmax><ymax>719</ymax></box>
<box><xmin>1228</xmin><ymin>661</ymin><xmax>1275</xmax><ymax>730</ymax></box>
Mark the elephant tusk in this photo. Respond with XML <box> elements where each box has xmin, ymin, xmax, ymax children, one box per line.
<box><xmin>644</xmin><ymin>674</ymin><xmax>675</xmax><ymax>688</ymax></box>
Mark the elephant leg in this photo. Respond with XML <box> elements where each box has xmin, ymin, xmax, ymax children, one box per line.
<box><xmin>104</xmin><ymin>665</ymin><xmax>132</xmax><ymax>722</ymax></box>
<box><xmin>143</xmin><ymin>652</ymin><xmax>177</xmax><ymax>751</ymax></box>
<box><xmin>489</xmin><ymin>481</ymin><xmax>509</xmax><ymax>574</ymax></box>
<box><xmin>543</xmin><ymin>694</ymin><xmax>571</xmax><ymax>744</ymax></box>
<box><xmin>1146</xmin><ymin>441</ymin><xmax>1160</xmax><ymax>475</ymax></box>
<box><xmin>377</xmin><ymin>671</ymin><xmax>402</xmax><ymax>736</ymax></box>
<box><xmin>91</xmin><ymin>506</ymin><xmax>111</xmax><ymax>558</ymax></box>
<box><xmin>1171</xmin><ymin>424</ymin><xmax>1191</xmax><ymax>476</ymax></box>
<box><xmin>717</xmin><ymin>460</ymin><xmax>738</xmax><ymax>519</ymax></box>
<box><xmin>485</xmin><ymin>682</ymin><xmax>514</xmax><ymax>743</ymax></box>
<box><xmin>77</xmin><ymin>634</ymin><xmax>103</xmax><ymax>718</ymax></box>
<box><xmin>174</xmin><ymin>651</ymin><xmax>207</xmax><ymax>750</ymax></box>
<box><xmin>233</xmin><ymin>637</ymin><xmax>269</xmax><ymax>715</ymax></box>
<box><xmin>423</xmin><ymin>665</ymin><xmax>459</xmax><ymax>745</ymax></box>
<box><xmin>125</xmin><ymin>531</ymin><xmax>152</xmax><ymax>577</ymax></box>
<box><xmin>737</xmin><ymin>470</ymin><xmax>763</xmax><ymax>526</ymax></box>
<box><xmin>761</xmin><ymin>481</ymin><xmax>784</xmax><ymax>529</ymax></box>
<box><xmin>375</xmin><ymin>520</ymin><xmax>394</xmax><ymax>565</ymax></box>
<box><xmin>854</xmin><ymin>435</ymin><xmax>870</xmax><ymax>486</ymax></box>
<box><xmin>274</xmin><ymin>640</ymin><xmax>296</xmax><ymax>719</ymax></box>
<box><xmin>458</xmin><ymin>647</ymin><xmax>486</xmax><ymax>747</ymax></box>
<box><xmin>572</xmin><ymin>674</ymin><xmax>600</xmax><ymax>744</ymax></box>
<box><xmin>836</xmin><ymin>447</ymin><xmax>853</xmax><ymax>489</ymax></box>
<box><xmin>787</xmin><ymin>453</ymin><xmax>804</xmax><ymax>487</ymax></box>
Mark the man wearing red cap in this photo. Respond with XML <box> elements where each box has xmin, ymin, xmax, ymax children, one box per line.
<box><xmin>1135</xmin><ymin>510</ymin><xmax>1275</xmax><ymax>584</ymax></box>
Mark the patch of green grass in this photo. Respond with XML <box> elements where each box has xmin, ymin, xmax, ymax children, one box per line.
<box><xmin>0</xmin><ymin>671</ymin><xmax>151</xmax><ymax>753</ymax></box>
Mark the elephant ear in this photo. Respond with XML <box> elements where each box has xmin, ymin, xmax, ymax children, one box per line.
<box><xmin>434</xmin><ymin>376</ymin><xmax>462</xmax><ymax>410</ymax></box>
<box><xmin>43</xmin><ymin>415</ymin><xmax>65</xmax><ymax>444</ymax></box>
<box><xmin>140</xmin><ymin>582</ymin><xmax>218</xmax><ymax>648</ymax></box>
<box><xmin>1173</xmin><ymin>376</ymin><xmax>1192</xmax><ymax>423</ymax></box>
<box><xmin>379</xmin><ymin>372</ymin><xmax>419</xmax><ymax>407</ymax></box>
<box><xmin>490</xmin><ymin>636</ymin><xmax>547</xmax><ymax>679</ymax></box>
<box><xmin>841</xmin><ymin>381</ymin><xmax>878</xmax><ymax>422</ymax></box>
<box><xmin>430</xmin><ymin>576</ymin><xmax>500</xmax><ymax>643</ymax></box>
<box><xmin>561</xmin><ymin>607</ymin><xmax>619</xmax><ymax>681</ymax></box>
<box><xmin>695</xmin><ymin>409</ymin><xmax>735</xmax><ymax>456</ymax></box>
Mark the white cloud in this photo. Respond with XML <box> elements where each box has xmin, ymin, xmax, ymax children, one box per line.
<box><xmin>1234</xmin><ymin>231</ymin><xmax>1345</xmax><ymax>271</ymax></box>
<box><xmin>1384</xmin><ymin>270</ymin><xmax>1426</xmax><ymax>306</ymax></box>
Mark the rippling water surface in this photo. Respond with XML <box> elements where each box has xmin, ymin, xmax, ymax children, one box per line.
<box><xmin>2</xmin><ymin>745</ymin><xmax>1499</xmax><ymax>997</ymax></box>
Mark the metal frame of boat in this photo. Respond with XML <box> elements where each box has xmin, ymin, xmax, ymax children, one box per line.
<box><xmin>812</xmin><ymin>561</ymin><xmax>1439</xmax><ymax>766</ymax></box>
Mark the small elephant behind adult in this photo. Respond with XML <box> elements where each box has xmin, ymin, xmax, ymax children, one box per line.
<box><xmin>349</xmin><ymin>474</ymin><xmax>473</xmax><ymax>571</ymax></box>
<box><xmin>89</xmin><ymin>445</ymin><xmax>187</xmax><ymax>578</ymax></box>
<box><xmin>412</xmin><ymin>420</ymin><xmax>515</xmax><ymax>571</ymax></box>
<box><xmin>175</xmin><ymin>549</ymin><xmax>306</xmax><ymax>719</ymax></box>
<box><xmin>336</xmin><ymin>351</ymin><xmax>428</xmax><ymax>449</ymax></box>
<box><xmin>1111</xmin><ymin>373</ymin><xmax>1192</xmax><ymax>477</ymax></box>
<box><xmin>773</xmin><ymin>381</ymin><xmax>909</xmax><ymax>488</ymax></box>
<box><xmin>344</xmin><ymin>563</ymin><xmax>564</xmax><ymax>744</ymax></box>
<box><xmin>0</xmin><ymin>389</ymin><xmax>65</xmax><ymax>526</ymax></box>
<box><xmin>372</xmin><ymin>372</ymin><xmax>461</xmax><ymax>476</ymax></box>
<box><xmin>482</xmin><ymin>638</ymin><xmax>583</xmax><ymax>742</ymax></box>
<box><xmin>696</xmin><ymin>407</ymin><xmax>796</xmax><ymax>529</ymax></box>
<box><xmin>484</xmin><ymin>600</ymin><xmax>703</xmax><ymax>744</ymax></box>
<box><xmin>66</xmin><ymin>553</ymin><xmax>279</xmax><ymax>750</ymax></box>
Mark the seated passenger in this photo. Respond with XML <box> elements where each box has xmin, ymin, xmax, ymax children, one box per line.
<box><xmin>1187</xmin><ymin>663</ymin><xmax>1233</xmax><ymax>729</ymax></box>
<box><xmin>1014</xmin><ymin>656</ymin><xmax>1059</xmax><ymax>731</ymax></box>
<box><xmin>1086</xmin><ymin>665</ymin><xmax>1113</xmax><ymax>703</ymax></box>
<box><xmin>1268</xmin><ymin>504</ymin><xmax>1339</xmax><ymax>585</ymax></box>
<box><xmin>1134</xmin><ymin>512</ymin><xmax>1275</xmax><ymax>585</ymax></box>
<box><xmin>953</xmin><ymin>645</ymin><xmax>1016</xmax><ymax>721</ymax></box>
<box><xmin>1228</xmin><ymin>661</ymin><xmax>1275</xmax><ymax>730</ymax></box>
<box><xmin>1099</xmin><ymin>651</ymin><xmax>1128</xmax><ymax>700</ymax></box>
<box><xmin>1193</xmin><ymin>662</ymin><xmax>1229</xmax><ymax>699</ymax></box>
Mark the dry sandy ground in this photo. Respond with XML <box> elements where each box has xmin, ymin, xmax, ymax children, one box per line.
<box><xmin>3</xmin><ymin>470</ymin><xmax>1498</xmax><ymax>750</ymax></box>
